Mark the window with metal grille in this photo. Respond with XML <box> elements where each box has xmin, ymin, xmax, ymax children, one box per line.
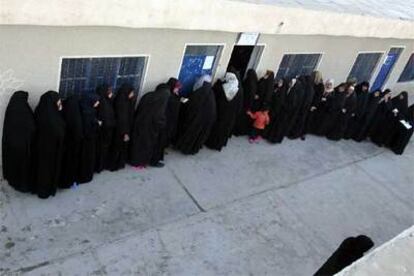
<box><xmin>348</xmin><ymin>53</ymin><xmax>383</xmax><ymax>83</ymax></box>
<box><xmin>59</xmin><ymin>56</ymin><xmax>147</xmax><ymax>97</ymax></box>
<box><xmin>275</xmin><ymin>53</ymin><xmax>322</xmax><ymax>80</ymax></box>
<box><xmin>398</xmin><ymin>53</ymin><xmax>414</xmax><ymax>82</ymax></box>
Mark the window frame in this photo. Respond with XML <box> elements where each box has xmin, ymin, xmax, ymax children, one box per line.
<box><xmin>275</xmin><ymin>52</ymin><xmax>324</xmax><ymax>80</ymax></box>
<box><xmin>398</xmin><ymin>52</ymin><xmax>414</xmax><ymax>83</ymax></box>
<box><xmin>176</xmin><ymin>43</ymin><xmax>226</xmax><ymax>81</ymax></box>
<box><xmin>346</xmin><ymin>51</ymin><xmax>385</xmax><ymax>84</ymax></box>
<box><xmin>56</xmin><ymin>54</ymin><xmax>150</xmax><ymax>96</ymax></box>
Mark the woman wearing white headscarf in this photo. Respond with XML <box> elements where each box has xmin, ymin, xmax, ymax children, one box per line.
<box><xmin>308</xmin><ymin>79</ymin><xmax>335</xmax><ymax>135</ymax></box>
<box><xmin>175</xmin><ymin>75</ymin><xmax>217</xmax><ymax>154</ymax></box>
<box><xmin>206</xmin><ymin>72</ymin><xmax>243</xmax><ymax>151</ymax></box>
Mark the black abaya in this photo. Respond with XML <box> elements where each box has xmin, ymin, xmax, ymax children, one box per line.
<box><xmin>257</xmin><ymin>72</ymin><xmax>275</xmax><ymax>109</ymax></box>
<box><xmin>95</xmin><ymin>85</ymin><xmax>116</xmax><ymax>173</ymax></box>
<box><xmin>233</xmin><ymin>69</ymin><xmax>258</xmax><ymax>136</ymax></box>
<box><xmin>109</xmin><ymin>84</ymin><xmax>136</xmax><ymax>171</ymax></box>
<box><xmin>326</xmin><ymin>91</ymin><xmax>356</xmax><ymax>141</ymax></box>
<box><xmin>368</xmin><ymin>95</ymin><xmax>395</xmax><ymax>147</ymax></box>
<box><xmin>205</xmin><ymin>78</ymin><xmax>242</xmax><ymax>151</ymax></box>
<box><xmin>59</xmin><ymin>95</ymin><xmax>83</xmax><ymax>188</ymax></box>
<box><xmin>288</xmin><ymin>76</ymin><xmax>315</xmax><ymax>139</ymax></box>
<box><xmin>175</xmin><ymin>82</ymin><xmax>217</xmax><ymax>155</ymax></box>
<box><xmin>389</xmin><ymin>93</ymin><xmax>413</xmax><ymax>155</ymax></box>
<box><xmin>164</xmin><ymin>78</ymin><xmax>183</xmax><ymax>147</ymax></box>
<box><xmin>314</xmin><ymin>236</ymin><xmax>374</xmax><ymax>276</ymax></box>
<box><xmin>283</xmin><ymin>79</ymin><xmax>306</xmax><ymax>139</ymax></box>
<box><xmin>346</xmin><ymin>82</ymin><xmax>370</xmax><ymax>140</ymax></box>
<box><xmin>129</xmin><ymin>84</ymin><xmax>170</xmax><ymax>166</ymax></box>
<box><xmin>306</xmin><ymin>82</ymin><xmax>325</xmax><ymax>134</ymax></box>
<box><xmin>353</xmin><ymin>91</ymin><xmax>381</xmax><ymax>142</ymax></box>
<box><xmin>264</xmin><ymin>80</ymin><xmax>287</xmax><ymax>143</ymax></box>
<box><xmin>34</xmin><ymin>91</ymin><xmax>65</xmax><ymax>199</ymax></box>
<box><xmin>78</xmin><ymin>94</ymin><xmax>100</xmax><ymax>184</ymax></box>
<box><xmin>2</xmin><ymin>91</ymin><xmax>36</xmax><ymax>193</ymax></box>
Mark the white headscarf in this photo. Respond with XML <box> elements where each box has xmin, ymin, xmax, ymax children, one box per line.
<box><xmin>193</xmin><ymin>74</ymin><xmax>212</xmax><ymax>91</ymax></box>
<box><xmin>325</xmin><ymin>79</ymin><xmax>335</xmax><ymax>93</ymax></box>
<box><xmin>222</xmin><ymin>72</ymin><xmax>239</xmax><ymax>101</ymax></box>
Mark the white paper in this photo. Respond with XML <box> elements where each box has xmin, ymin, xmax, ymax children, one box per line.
<box><xmin>399</xmin><ymin>120</ymin><xmax>412</xmax><ymax>129</ymax></box>
<box><xmin>237</xmin><ymin>32</ymin><xmax>260</xmax><ymax>45</ymax></box>
<box><xmin>203</xmin><ymin>56</ymin><xmax>215</xmax><ymax>70</ymax></box>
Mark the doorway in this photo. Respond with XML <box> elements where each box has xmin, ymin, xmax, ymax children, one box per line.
<box><xmin>227</xmin><ymin>45</ymin><xmax>264</xmax><ymax>78</ymax></box>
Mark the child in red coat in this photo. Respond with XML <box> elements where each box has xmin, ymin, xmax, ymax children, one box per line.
<box><xmin>247</xmin><ymin>109</ymin><xmax>270</xmax><ymax>143</ymax></box>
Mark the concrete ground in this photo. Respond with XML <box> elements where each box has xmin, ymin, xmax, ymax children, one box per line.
<box><xmin>0</xmin><ymin>135</ymin><xmax>413</xmax><ymax>275</ymax></box>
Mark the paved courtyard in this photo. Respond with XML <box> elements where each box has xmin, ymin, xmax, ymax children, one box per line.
<box><xmin>1</xmin><ymin>135</ymin><xmax>413</xmax><ymax>275</ymax></box>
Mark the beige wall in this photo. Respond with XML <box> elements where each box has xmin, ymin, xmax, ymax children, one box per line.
<box><xmin>256</xmin><ymin>34</ymin><xmax>414</xmax><ymax>93</ymax></box>
<box><xmin>2</xmin><ymin>0</ymin><xmax>414</xmax><ymax>39</ymax></box>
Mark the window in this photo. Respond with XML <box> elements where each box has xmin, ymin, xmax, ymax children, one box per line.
<box><xmin>348</xmin><ymin>53</ymin><xmax>383</xmax><ymax>83</ymax></box>
<box><xmin>275</xmin><ymin>53</ymin><xmax>322</xmax><ymax>80</ymax></box>
<box><xmin>178</xmin><ymin>45</ymin><xmax>224</xmax><ymax>95</ymax></box>
<box><xmin>398</xmin><ymin>53</ymin><xmax>414</xmax><ymax>82</ymax></box>
<box><xmin>59</xmin><ymin>56</ymin><xmax>147</xmax><ymax>97</ymax></box>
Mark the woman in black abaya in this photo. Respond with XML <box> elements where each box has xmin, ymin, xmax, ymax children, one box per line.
<box><xmin>2</xmin><ymin>91</ymin><xmax>36</xmax><ymax>193</ymax></box>
<box><xmin>346</xmin><ymin>82</ymin><xmax>370</xmax><ymax>140</ymax></box>
<box><xmin>129</xmin><ymin>84</ymin><xmax>170</xmax><ymax>168</ymax></box>
<box><xmin>257</xmin><ymin>70</ymin><xmax>275</xmax><ymax>110</ymax></box>
<box><xmin>233</xmin><ymin>69</ymin><xmax>258</xmax><ymax>136</ymax></box>
<box><xmin>95</xmin><ymin>85</ymin><xmax>115</xmax><ymax>173</ymax></box>
<box><xmin>109</xmin><ymin>84</ymin><xmax>136</xmax><ymax>171</ymax></box>
<box><xmin>306</xmin><ymin>71</ymin><xmax>325</xmax><ymax>134</ymax></box>
<box><xmin>264</xmin><ymin>78</ymin><xmax>287</xmax><ymax>143</ymax></box>
<box><xmin>206</xmin><ymin>72</ymin><xmax>242</xmax><ymax>151</ymax></box>
<box><xmin>34</xmin><ymin>91</ymin><xmax>65</xmax><ymax>199</ymax></box>
<box><xmin>284</xmin><ymin>77</ymin><xmax>306</xmax><ymax>139</ymax></box>
<box><xmin>368</xmin><ymin>90</ymin><xmax>395</xmax><ymax>147</ymax></box>
<box><xmin>389</xmin><ymin>92</ymin><xmax>413</xmax><ymax>154</ymax></box>
<box><xmin>326</xmin><ymin>84</ymin><xmax>357</xmax><ymax>141</ymax></box>
<box><xmin>311</xmin><ymin>79</ymin><xmax>335</xmax><ymax>136</ymax></box>
<box><xmin>164</xmin><ymin>78</ymin><xmax>183</xmax><ymax>147</ymax></box>
<box><xmin>267</xmin><ymin>78</ymin><xmax>303</xmax><ymax>143</ymax></box>
<box><xmin>78</xmin><ymin>94</ymin><xmax>100</xmax><ymax>184</ymax></box>
<box><xmin>288</xmin><ymin>75</ymin><xmax>315</xmax><ymax>140</ymax></box>
<box><xmin>175</xmin><ymin>75</ymin><xmax>217</xmax><ymax>155</ymax></box>
<box><xmin>59</xmin><ymin>95</ymin><xmax>83</xmax><ymax>188</ymax></box>
<box><xmin>353</xmin><ymin>89</ymin><xmax>382</xmax><ymax>142</ymax></box>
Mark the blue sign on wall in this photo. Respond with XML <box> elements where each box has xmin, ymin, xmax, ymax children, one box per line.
<box><xmin>178</xmin><ymin>55</ymin><xmax>214</xmax><ymax>96</ymax></box>
<box><xmin>371</xmin><ymin>53</ymin><xmax>399</xmax><ymax>91</ymax></box>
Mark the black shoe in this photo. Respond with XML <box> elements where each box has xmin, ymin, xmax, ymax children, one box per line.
<box><xmin>150</xmin><ymin>161</ymin><xmax>165</xmax><ymax>168</ymax></box>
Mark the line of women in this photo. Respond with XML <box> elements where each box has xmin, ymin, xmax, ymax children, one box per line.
<box><xmin>2</xmin><ymin>70</ymin><xmax>413</xmax><ymax>199</ymax></box>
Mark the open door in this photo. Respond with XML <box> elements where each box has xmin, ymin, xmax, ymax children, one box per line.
<box><xmin>227</xmin><ymin>45</ymin><xmax>264</xmax><ymax>78</ymax></box>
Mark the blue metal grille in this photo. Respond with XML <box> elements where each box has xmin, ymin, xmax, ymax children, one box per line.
<box><xmin>348</xmin><ymin>53</ymin><xmax>383</xmax><ymax>83</ymax></box>
<box><xmin>398</xmin><ymin>53</ymin><xmax>414</xmax><ymax>83</ymax></box>
<box><xmin>276</xmin><ymin>54</ymin><xmax>322</xmax><ymax>80</ymax></box>
<box><xmin>59</xmin><ymin>57</ymin><xmax>146</xmax><ymax>97</ymax></box>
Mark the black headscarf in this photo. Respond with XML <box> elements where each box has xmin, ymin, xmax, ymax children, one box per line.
<box><xmin>34</xmin><ymin>91</ymin><xmax>65</xmax><ymax>198</ymax></box>
<box><xmin>2</xmin><ymin>91</ymin><xmax>36</xmax><ymax>193</ymax></box>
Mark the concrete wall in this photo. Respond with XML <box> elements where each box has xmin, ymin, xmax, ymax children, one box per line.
<box><xmin>2</xmin><ymin>0</ymin><xmax>414</xmax><ymax>39</ymax></box>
